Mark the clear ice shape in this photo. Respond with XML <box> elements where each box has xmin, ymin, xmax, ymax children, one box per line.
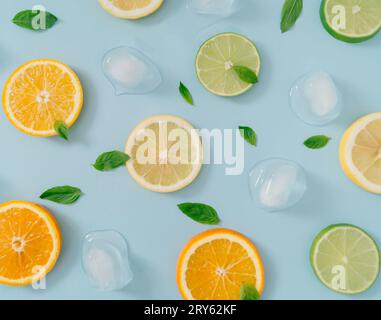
<box><xmin>102</xmin><ymin>46</ymin><xmax>162</xmax><ymax>95</ymax></box>
<box><xmin>82</xmin><ymin>230</ymin><xmax>133</xmax><ymax>291</ymax></box>
<box><xmin>187</xmin><ymin>0</ymin><xmax>238</xmax><ymax>15</ymax></box>
<box><xmin>249</xmin><ymin>158</ymin><xmax>307</xmax><ymax>212</ymax></box>
<box><xmin>289</xmin><ymin>71</ymin><xmax>342</xmax><ymax>126</ymax></box>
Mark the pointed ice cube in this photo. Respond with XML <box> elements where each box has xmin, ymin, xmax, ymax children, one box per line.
<box><xmin>82</xmin><ymin>230</ymin><xmax>133</xmax><ymax>291</ymax></box>
<box><xmin>102</xmin><ymin>46</ymin><xmax>162</xmax><ymax>95</ymax></box>
<box><xmin>289</xmin><ymin>71</ymin><xmax>342</xmax><ymax>126</ymax></box>
<box><xmin>249</xmin><ymin>159</ymin><xmax>307</xmax><ymax>212</ymax></box>
<box><xmin>187</xmin><ymin>0</ymin><xmax>238</xmax><ymax>15</ymax></box>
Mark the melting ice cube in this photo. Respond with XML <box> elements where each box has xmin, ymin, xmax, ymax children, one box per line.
<box><xmin>102</xmin><ymin>46</ymin><xmax>162</xmax><ymax>95</ymax></box>
<box><xmin>187</xmin><ymin>0</ymin><xmax>238</xmax><ymax>15</ymax></box>
<box><xmin>289</xmin><ymin>71</ymin><xmax>342</xmax><ymax>126</ymax></box>
<box><xmin>82</xmin><ymin>230</ymin><xmax>133</xmax><ymax>291</ymax></box>
<box><xmin>249</xmin><ymin>159</ymin><xmax>307</xmax><ymax>212</ymax></box>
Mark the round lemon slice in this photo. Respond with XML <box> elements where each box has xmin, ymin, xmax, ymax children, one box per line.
<box><xmin>98</xmin><ymin>0</ymin><xmax>164</xmax><ymax>19</ymax></box>
<box><xmin>125</xmin><ymin>115</ymin><xmax>203</xmax><ymax>193</ymax></box>
<box><xmin>340</xmin><ymin>113</ymin><xmax>381</xmax><ymax>193</ymax></box>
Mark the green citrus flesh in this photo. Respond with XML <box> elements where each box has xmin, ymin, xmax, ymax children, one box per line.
<box><xmin>195</xmin><ymin>33</ymin><xmax>261</xmax><ymax>97</ymax></box>
<box><xmin>321</xmin><ymin>0</ymin><xmax>381</xmax><ymax>43</ymax></box>
<box><xmin>310</xmin><ymin>224</ymin><xmax>380</xmax><ymax>294</ymax></box>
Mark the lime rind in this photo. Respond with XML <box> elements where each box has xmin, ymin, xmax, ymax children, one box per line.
<box><xmin>320</xmin><ymin>0</ymin><xmax>381</xmax><ymax>43</ymax></box>
<box><xmin>310</xmin><ymin>224</ymin><xmax>380</xmax><ymax>294</ymax></box>
<box><xmin>195</xmin><ymin>32</ymin><xmax>261</xmax><ymax>97</ymax></box>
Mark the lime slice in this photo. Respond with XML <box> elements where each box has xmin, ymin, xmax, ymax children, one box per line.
<box><xmin>311</xmin><ymin>224</ymin><xmax>380</xmax><ymax>294</ymax></box>
<box><xmin>320</xmin><ymin>0</ymin><xmax>381</xmax><ymax>43</ymax></box>
<box><xmin>195</xmin><ymin>33</ymin><xmax>261</xmax><ymax>97</ymax></box>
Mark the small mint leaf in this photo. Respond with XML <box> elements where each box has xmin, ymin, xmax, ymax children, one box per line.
<box><xmin>232</xmin><ymin>66</ymin><xmax>258</xmax><ymax>84</ymax></box>
<box><xmin>281</xmin><ymin>0</ymin><xmax>303</xmax><ymax>33</ymax></box>
<box><xmin>54</xmin><ymin>121</ymin><xmax>69</xmax><ymax>141</ymax></box>
<box><xmin>177</xmin><ymin>203</ymin><xmax>220</xmax><ymax>225</ymax></box>
<box><xmin>239</xmin><ymin>126</ymin><xmax>257</xmax><ymax>146</ymax></box>
<box><xmin>304</xmin><ymin>135</ymin><xmax>331</xmax><ymax>149</ymax></box>
<box><xmin>179</xmin><ymin>82</ymin><xmax>194</xmax><ymax>106</ymax></box>
<box><xmin>240</xmin><ymin>284</ymin><xmax>261</xmax><ymax>300</ymax></box>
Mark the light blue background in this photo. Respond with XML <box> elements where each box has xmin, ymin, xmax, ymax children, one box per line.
<box><xmin>0</xmin><ymin>0</ymin><xmax>380</xmax><ymax>300</ymax></box>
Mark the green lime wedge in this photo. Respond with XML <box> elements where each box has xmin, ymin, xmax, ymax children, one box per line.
<box><xmin>320</xmin><ymin>0</ymin><xmax>381</xmax><ymax>43</ymax></box>
<box><xmin>310</xmin><ymin>224</ymin><xmax>380</xmax><ymax>294</ymax></box>
<box><xmin>195</xmin><ymin>33</ymin><xmax>261</xmax><ymax>97</ymax></box>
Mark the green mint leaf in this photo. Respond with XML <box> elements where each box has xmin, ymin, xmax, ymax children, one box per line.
<box><xmin>239</xmin><ymin>126</ymin><xmax>257</xmax><ymax>146</ymax></box>
<box><xmin>281</xmin><ymin>0</ymin><xmax>303</xmax><ymax>33</ymax></box>
<box><xmin>12</xmin><ymin>10</ymin><xmax>58</xmax><ymax>31</ymax></box>
<box><xmin>177</xmin><ymin>203</ymin><xmax>220</xmax><ymax>225</ymax></box>
<box><xmin>40</xmin><ymin>186</ymin><xmax>82</xmax><ymax>205</ymax></box>
<box><xmin>240</xmin><ymin>283</ymin><xmax>261</xmax><ymax>300</ymax></box>
<box><xmin>232</xmin><ymin>66</ymin><xmax>258</xmax><ymax>84</ymax></box>
<box><xmin>54</xmin><ymin>121</ymin><xmax>69</xmax><ymax>141</ymax></box>
<box><xmin>93</xmin><ymin>150</ymin><xmax>130</xmax><ymax>171</ymax></box>
<box><xmin>179</xmin><ymin>82</ymin><xmax>194</xmax><ymax>106</ymax></box>
<box><xmin>304</xmin><ymin>135</ymin><xmax>331</xmax><ymax>149</ymax></box>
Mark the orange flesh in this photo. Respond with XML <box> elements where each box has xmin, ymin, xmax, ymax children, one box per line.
<box><xmin>178</xmin><ymin>229</ymin><xmax>264</xmax><ymax>300</ymax></box>
<box><xmin>0</xmin><ymin>202</ymin><xmax>60</xmax><ymax>285</ymax></box>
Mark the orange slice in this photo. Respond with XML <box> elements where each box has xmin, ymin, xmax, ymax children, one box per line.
<box><xmin>177</xmin><ymin>228</ymin><xmax>264</xmax><ymax>300</ymax></box>
<box><xmin>0</xmin><ymin>201</ymin><xmax>61</xmax><ymax>286</ymax></box>
<box><xmin>2</xmin><ymin>59</ymin><xmax>83</xmax><ymax>136</ymax></box>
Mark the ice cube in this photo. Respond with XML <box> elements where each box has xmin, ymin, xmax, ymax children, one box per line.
<box><xmin>249</xmin><ymin>159</ymin><xmax>307</xmax><ymax>212</ymax></box>
<box><xmin>102</xmin><ymin>46</ymin><xmax>162</xmax><ymax>95</ymax></box>
<box><xmin>289</xmin><ymin>71</ymin><xmax>342</xmax><ymax>126</ymax></box>
<box><xmin>82</xmin><ymin>230</ymin><xmax>133</xmax><ymax>291</ymax></box>
<box><xmin>187</xmin><ymin>0</ymin><xmax>238</xmax><ymax>15</ymax></box>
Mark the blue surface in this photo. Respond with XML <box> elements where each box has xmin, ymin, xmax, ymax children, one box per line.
<box><xmin>0</xmin><ymin>0</ymin><xmax>381</xmax><ymax>300</ymax></box>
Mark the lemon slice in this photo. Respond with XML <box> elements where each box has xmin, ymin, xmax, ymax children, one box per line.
<box><xmin>125</xmin><ymin>115</ymin><xmax>203</xmax><ymax>193</ymax></box>
<box><xmin>196</xmin><ymin>32</ymin><xmax>261</xmax><ymax>97</ymax></box>
<box><xmin>340</xmin><ymin>113</ymin><xmax>381</xmax><ymax>193</ymax></box>
<box><xmin>98</xmin><ymin>0</ymin><xmax>164</xmax><ymax>19</ymax></box>
<box><xmin>2</xmin><ymin>59</ymin><xmax>83</xmax><ymax>137</ymax></box>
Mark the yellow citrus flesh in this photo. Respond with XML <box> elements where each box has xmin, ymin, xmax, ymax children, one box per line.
<box><xmin>2</xmin><ymin>59</ymin><xmax>83</xmax><ymax>137</ymax></box>
<box><xmin>177</xmin><ymin>229</ymin><xmax>265</xmax><ymax>300</ymax></box>
<box><xmin>125</xmin><ymin>115</ymin><xmax>203</xmax><ymax>193</ymax></box>
<box><xmin>340</xmin><ymin>113</ymin><xmax>381</xmax><ymax>194</ymax></box>
<box><xmin>98</xmin><ymin>0</ymin><xmax>164</xmax><ymax>19</ymax></box>
<box><xmin>0</xmin><ymin>201</ymin><xmax>61</xmax><ymax>286</ymax></box>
